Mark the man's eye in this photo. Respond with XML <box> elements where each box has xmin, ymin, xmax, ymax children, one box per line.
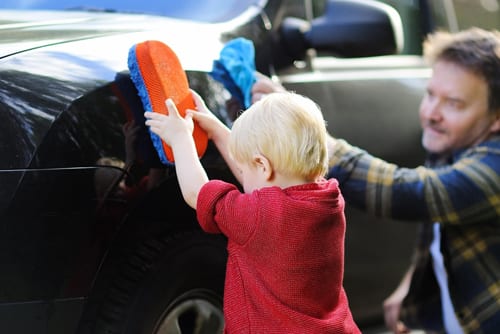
<box><xmin>447</xmin><ymin>99</ymin><xmax>463</xmax><ymax>109</ymax></box>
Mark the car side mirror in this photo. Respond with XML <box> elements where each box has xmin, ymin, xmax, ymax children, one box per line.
<box><xmin>278</xmin><ymin>0</ymin><xmax>403</xmax><ymax>64</ymax></box>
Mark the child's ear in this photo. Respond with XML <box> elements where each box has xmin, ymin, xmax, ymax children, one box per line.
<box><xmin>254</xmin><ymin>154</ymin><xmax>273</xmax><ymax>181</ymax></box>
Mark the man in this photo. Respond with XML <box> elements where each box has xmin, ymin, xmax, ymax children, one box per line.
<box><xmin>252</xmin><ymin>28</ymin><xmax>500</xmax><ymax>333</ymax></box>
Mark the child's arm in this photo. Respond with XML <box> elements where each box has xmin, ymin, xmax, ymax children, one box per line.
<box><xmin>145</xmin><ymin>99</ymin><xmax>208</xmax><ymax>209</ymax></box>
<box><xmin>187</xmin><ymin>90</ymin><xmax>243</xmax><ymax>185</ymax></box>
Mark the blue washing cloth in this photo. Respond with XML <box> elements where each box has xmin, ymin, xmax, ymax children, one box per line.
<box><xmin>210</xmin><ymin>38</ymin><xmax>256</xmax><ymax>109</ymax></box>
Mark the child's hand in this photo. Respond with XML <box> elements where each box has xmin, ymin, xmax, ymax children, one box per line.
<box><xmin>144</xmin><ymin>98</ymin><xmax>194</xmax><ymax>147</ymax></box>
<box><xmin>187</xmin><ymin>89</ymin><xmax>228</xmax><ymax>140</ymax></box>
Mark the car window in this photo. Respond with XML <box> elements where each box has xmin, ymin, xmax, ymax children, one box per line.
<box><xmin>308</xmin><ymin>0</ymin><xmax>499</xmax><ymax>54</ymax></box>
<box><xmin>379</xmin><ymin>0</ymin><xmax>499</xmax><ymax>47</ymax></box>
<box><xmin>429</xmin><ymin>0</ymin><xmax>499</xmax><ymax>31</ymax></box>
<box><xmin>0</xmin><ymin>0</ymin><xmax>262</xmax><ymax>23</ymax></box>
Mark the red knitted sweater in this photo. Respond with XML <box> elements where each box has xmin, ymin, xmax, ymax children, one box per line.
<box><xmin>197</xmin><ymin>178</ymin><xmax>360</xmax><ymax>333</ymax></box>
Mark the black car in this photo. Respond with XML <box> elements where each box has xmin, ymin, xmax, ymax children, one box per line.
<box><xmin>0</xmin><ymin>1</ymin><xmax>497</xmax><ymax>333</ymax></box>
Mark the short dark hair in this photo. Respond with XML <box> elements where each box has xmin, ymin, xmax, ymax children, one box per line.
<box><xmin>423</xmin><ymin>28</ymin><xmax>500</xmax><ymax>112</ymax></box>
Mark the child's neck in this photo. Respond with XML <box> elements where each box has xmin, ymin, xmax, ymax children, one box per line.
<box><xmin>270</xmin><ymin>172</ymin><xmax>311</xmax><ymax>189</ymax></box>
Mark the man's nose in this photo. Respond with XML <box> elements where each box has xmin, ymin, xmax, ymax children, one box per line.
<box><xmin>421</xmin><ymin>99</ymin><xmax>442</xmax><ymax>121</ymax></box>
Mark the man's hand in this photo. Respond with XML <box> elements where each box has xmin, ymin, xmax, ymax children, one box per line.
<box><xmin>383</xmin><ymin>291</ymin><xmax>410</xmax><ymax>334</ymax></box>
<box><xmin>383</xmin><ymin>266</ymin><xmax>414</xmax><ymax>334</ymax></box>
<box><xmin>251</xmin><ymin>72</ymin><xmax>285</xmax><ymax>104</ymax></box>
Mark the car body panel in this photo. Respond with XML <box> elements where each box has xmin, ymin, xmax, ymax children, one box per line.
<box><xmin>0</xmin><ymin>11</ymin><xmax>228</xmax><ymax>71</ymax></box>
<box><xmin>280</xmin><ymin>54</ymin><xmax>428</xmax><ymax>320</ymax></box>
<box><xmin>0</xmin><ymin>1</ymin><xmax>430</xmax><ymax>331</ymax></box>
<box><xmin>0</xmin><ymin>0</ymin><xmax>497</xmax><ymax>332</ymax></box>
<box><xmin>0</xmin><ymin>15</ymin><xmax>234</xmax><ymax>331</ymax></box>
<box><xmin>0</xmin><ymin>0</ymin><xmax>264</xmax><ymax>23</ymax></box>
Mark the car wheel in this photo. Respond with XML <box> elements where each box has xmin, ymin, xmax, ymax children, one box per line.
<box><xmin>93</xmin><ymin>230</ymin><xmax>227</xmax><ymax>334</ymax></box>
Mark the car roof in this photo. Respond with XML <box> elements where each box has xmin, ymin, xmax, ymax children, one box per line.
<box><xmin>0</xmin><ymin>0</ymin><xmax>265</xmax><ymax>23</ymax></box>
<box><xmin>0</xmin><ymin>9</ymin><xmax>250</xmax><ymax>72</ymax></box>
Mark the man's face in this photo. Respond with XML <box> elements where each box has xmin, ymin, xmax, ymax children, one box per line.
<box><xmin>419</xmin><ymin>60</ymin><xmax>500</xmax><ymax>155</ymax></box>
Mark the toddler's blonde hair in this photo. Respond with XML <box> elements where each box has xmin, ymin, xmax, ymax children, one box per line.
<box><xmin>229</xmin><ymin>92</ymin><xmax>328</xmax><ymax>181</ymax></box>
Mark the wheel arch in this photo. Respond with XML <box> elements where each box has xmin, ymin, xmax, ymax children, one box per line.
<box><xmin>77</xmin><ymin>175</ymin><xmax>228</xmax><ymax>333</ymax></box>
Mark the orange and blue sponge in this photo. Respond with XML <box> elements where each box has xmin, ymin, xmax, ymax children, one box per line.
<box><xmin>128</xmin><ymin>40</ymin><xmax>208</xmax><ymax>165</ymax></box>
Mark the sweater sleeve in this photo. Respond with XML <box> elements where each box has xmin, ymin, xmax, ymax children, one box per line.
<box><xmin>327</xmin><ymin>138</ymin><xmax>500</xmax><ymax>225</ymax></box>
<box><xmin>196</xmin><ymin>180</ymin><xmax>258</xmax><ymax>244</ymax></box>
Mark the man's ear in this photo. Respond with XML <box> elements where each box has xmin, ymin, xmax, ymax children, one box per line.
<box><xmin>491</xmin><ymin>110</ymin><xmax>500</xmax><ymax>133</ymax></box>
<box><xmin>254</xmin><ymin>154</ymin><xmax>273</xmax><ymax>181</ymax></box>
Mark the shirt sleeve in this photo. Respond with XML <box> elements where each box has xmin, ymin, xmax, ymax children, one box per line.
<box><xmin>328</xmin><ymin>139</ymin><xmax>500</xmax><ymax>225</ymax></box>
<box><xmin>196</xmin><ymin>180</ymin><xmax>258</xmax><ymax>244</ymax></box>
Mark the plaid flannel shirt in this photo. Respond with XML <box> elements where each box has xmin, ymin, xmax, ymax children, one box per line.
<box><xmin>327</xmin><ymin>135</ymin><xmax>500</xmax><ymax>334</ymax></box>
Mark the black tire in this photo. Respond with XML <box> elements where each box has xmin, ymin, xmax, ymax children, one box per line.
<box><xmin>93</xmin><ymin>229</ymin><xmax>227</xmax><ymax>334</ymax></box>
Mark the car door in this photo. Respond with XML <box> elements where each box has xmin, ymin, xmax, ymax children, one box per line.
<box><xmin>272</xmin><ymin>0</ymin><xmax>429</xmax><ymax>324</ymax></box>
<box><xmin>280</xmin><ymin>44</ymin><xmax>429</xmax><ymax>328</ymax></box>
